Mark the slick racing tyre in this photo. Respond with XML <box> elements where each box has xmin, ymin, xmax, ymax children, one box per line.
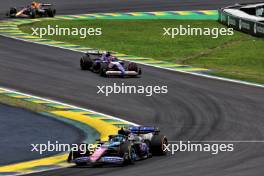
<box><xmin>99</xmin><ymin>62</ymin><xmax>108</xmax><ymax>77</ymax></box>
<box><xmin>80</xmin><ymin>56</ymin><xmax>93</xmax><ymax>70</ymax></box>
<box><xmin>91</xmin><ymin>61</ymin><xmax>101</xmax><ymax>73</ymax></box>
<box><xmin>9</xmin><ymin>8</ymin><xmax>17</xmax><ymax>17</ymax></box>
<box><xmin>128</xmin><ymin>62</ymin><xmax>141</xmax><ymax>75</ymax></box>
<box><xmin>30</xmin><ymin>9</ymin><xmax>36</xmax><ymax>18</ymax></box>
<box><xmin>144</xmin><ymin>140</ymin><xmax>152</xmax><ymax>158</ymax></box>
<box><xmin>128</xmin><ymin>62</ymin><xmax>138</xmax><ymax>72</ymax></box>
<box><xmin>119</xmin><ymin>142</ymin><xmax>136</xmax><ymax>165</ymax></box>
<box><xmin>67</xmin><ymin>144</ymin><xmax>91</xmax><ymax>166</ymax></box>
<box><xmin>150</xmin><ymin>135</ymin><xmax>168</xmax><ymax>155</ymax></box>
<box><xmin>46</xmin><ymin>8</ymin><xmax>55</xmax><ymax>17</ymax></box>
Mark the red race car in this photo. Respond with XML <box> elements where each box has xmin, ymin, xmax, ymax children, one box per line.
<box><xmin>6</xmin><ymin>1</ymin><xmax>56</xmax><ymax>18</ymax></box>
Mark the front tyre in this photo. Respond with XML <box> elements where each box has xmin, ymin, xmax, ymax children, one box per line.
<box><xmin>119</xmin><ymin>142</ymin><xmax>136</xmax><ymax>165</ymax></box>
<box><xmin>128</xmin><ymin>62</ymin><xmax>138</xmax><ymax>72</ymax></box>
<box><xmin>128</xmin><ymin>62</ymin><xmax>141</xmax><ymax>76</ymax></box>
<box><xmin>67</xmin><ymin>144</ymin><xmax>91</xmax><ymax>166</ymax></box>
<box><xmin>9</xmin><ymin>8</ymin><xmax>17</xmax><ymax>17</ymax></box>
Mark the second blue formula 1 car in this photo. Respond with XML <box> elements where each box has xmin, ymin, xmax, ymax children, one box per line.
<box><xmin>80</xmin><ymin>51</ymin><xmax>142</xmax><ymax>77</ymax></box>
<box><xmin>68</xmin><ymin>126</ymin><xmax>168</xmax><ymax>166</ymax></box>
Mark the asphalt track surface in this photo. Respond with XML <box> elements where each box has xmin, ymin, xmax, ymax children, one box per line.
<box><xmin>0</xmin><ymin>0</ymin><xmax>261</xmax><ymax>18</ymax></box>
<box><xmin>0</xmin><ymin>0</ymin><xmax>264</xmax><ymax>176</ymax></box>
<box><xmin>0</xmin><ymin>103</ymin><xmax>83</xmax><ymax>166</ymax></box>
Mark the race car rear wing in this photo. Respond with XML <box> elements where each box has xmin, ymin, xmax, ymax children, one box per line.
<box><xmin>41</xmin><ymin>3</ymin><xmax>52</xmax><ymax>6</ymax></box>
<box><xmin>129</xmin><ymin>126</ymin><xmax>160</xmax><ymax>134</ymax></box>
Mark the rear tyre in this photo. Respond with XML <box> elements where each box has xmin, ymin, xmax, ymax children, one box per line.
<box><xmin>53</xmin><ymin>9</ymin><xmax>57</xmax><ymax>16</ymax></box>
<box><xmin>80</xmin><ymin>56</ymin><xmax>93</xmax><ymax>70</ymax></box>
<box><xmin>150</xmin><ymin>135</ymin><xmax>168</xmax><ymax>156</ymax></box>
<box><xmin>99</xmin><ymin>62</ymin><xmax>108</xmax><ymax>77</ymax></box>
<box><xmin>46</xmin><ymin>8</ymin><xmax>55</xmax><ymax>17</ymax></box>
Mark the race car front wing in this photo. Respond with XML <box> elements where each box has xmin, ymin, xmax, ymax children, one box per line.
<box><xmin>106</xmin><ymin>71</ymin><xmax>139</xmax><ymax>76</ymax></box>
<box><xmin>73</xmin><ymin>156</ymin><xmax>124</xmax><ymax>165</ymax></box>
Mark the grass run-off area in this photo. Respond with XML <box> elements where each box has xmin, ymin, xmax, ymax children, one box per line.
<box><xmin>19</xmin><ymin>20</ymin><xmax>264</xmax><ymax>84</ymax></box>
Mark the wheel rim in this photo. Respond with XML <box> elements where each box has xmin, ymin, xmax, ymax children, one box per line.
<box><xmin>161</xmin><ymin>137</ymin><xmax>168</xmax><ymax>153</ymax></box>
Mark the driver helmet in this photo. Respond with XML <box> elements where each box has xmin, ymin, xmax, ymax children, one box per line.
<box><xmin>105</xmin><ymin>52</ymin><xmax>111</xmax><ymax>57</ymax></box>
<box><xmin>111</xmin><ymin>56</ymin><xmax>117</xmax><ymax>61</ymax></box>
<box><xmin>128</xmin><ymin>134</ymin><xmax>136</xmax><ymax>141</ymax></box>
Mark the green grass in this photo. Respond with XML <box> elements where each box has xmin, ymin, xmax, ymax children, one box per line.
<box><xmin>19</xmin><ymin>20</ymin><xmax>264</xmax><ymax>84</ymax></box>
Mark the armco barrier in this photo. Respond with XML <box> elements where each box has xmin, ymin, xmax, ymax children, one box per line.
<box><xmin>219</xmin><ymin>6</ymin><xmax>264</xmax><ymax>37</ymax></box>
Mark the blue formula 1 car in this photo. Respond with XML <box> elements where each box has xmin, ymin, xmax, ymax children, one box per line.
<box><xmin>67</xmin><ymin>126</ymin><xmax>168</xmax><ymax>166</ymax></box>
<box><xmin>80</xmin><ymin>51</ymin><xmax>141</xmax><ymax>77</ymax></box>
